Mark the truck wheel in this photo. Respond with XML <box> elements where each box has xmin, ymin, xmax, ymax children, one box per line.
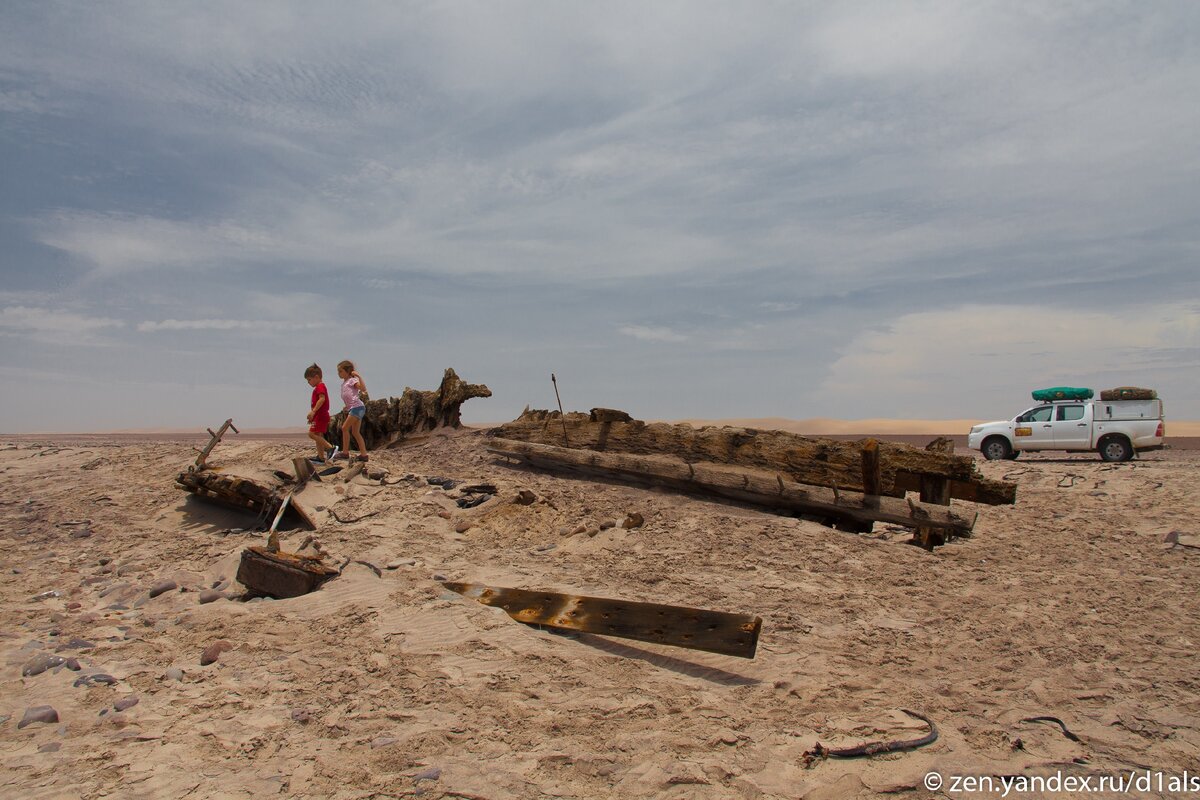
<box><xmin>981</xmin><ymin>436</ymin><xmax>1012</xmax><ymax>461</ymax></box>
<box><xmin>1007</xmin><ymin>450</ymin><xmax>1021</xmax><ymax>460</ymax></box>
<box><xmin>1099</xmin><ymin>436</ymin><xmax>1132</xmax><ymax>463</ymax></box>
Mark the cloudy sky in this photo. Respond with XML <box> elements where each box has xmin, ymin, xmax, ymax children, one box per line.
<box><xmin>2</xmin><ymin>1</ymin><xmax>1197</xmax><ymax>432</ymax></box>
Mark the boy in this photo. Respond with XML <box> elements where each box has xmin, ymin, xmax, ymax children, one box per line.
<box><xmin>304</xmin><ymin>364</ymin><xmax>337</xmax><ymax>463</ymax></box>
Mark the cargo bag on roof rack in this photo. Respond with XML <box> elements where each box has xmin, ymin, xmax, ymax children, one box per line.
<box><xmin>1032</xmin><ymin>386</ymin><xmax>1093</xmax><ymax>402</ymax></box>
<box><xmin>1099</xmin><ymin>386</ymin><xmax>1157</xmax><ymax>401</ymax></box>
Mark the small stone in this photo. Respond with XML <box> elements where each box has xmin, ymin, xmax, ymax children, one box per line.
<box><xmin>291</xmin><ymin>709</ymin><xmax>312</xmax><ymax>724</ymax></box>
<box><xmin>164</xmin><ymin>668</ymin><xmax>184</xmax><ymax>681</ymax></box>
<box><xmin>60</xmin><ymin>638</ymin><xmax>96</xmax><ymax>651</ymax></box>
<box><xmin>414</xmin><ymin>767</ymin><xmax>442</xmax><ymax>782</ymax></box>
<box><xmin>73</xmin><ymin>673</ymin><xmax>117</xmax><ymax>687</ymax></box>
<box><xmin>17</xmin><ymin>706</ymin><xmax>58</xmax><ymax>729</ymax></box>
<box><xmin>437</xmin><ymin>510</ymin><xmax>452</xmax><ymax>520</ymax></box>
<box><xmin>200</xmin><ymin>641</ymin><xmax>233</xmax><ymax>666</ymax></box>
<box><xmin>571</xmin><ymin>524</ymin><xmax>587</xmax><ymax>536</ymax></box>
<box><xmin>98</xmin><ymin>583</ymin><xmax>129</xmax><ymax>598</ymax></box>
<box><xmin>585</xmin><ymin>526</ymin><xmax>601</xmax><ymax>537</ymax></box>
<box><xmin>148</xmin><ymin>580</ymin><xmax>177</xmax><ymax>598</ymax></box>
<box><xmin>513</xmin><ymin>490</ymin><xmax>536</xmax><ymax>505</ymax></box>
<box><xmin>198</xmin><ymin>589</ymin><xmax>226</xmax><ymax>605</ymax></box>
<box><xmin>31</xmin><ymin>590</ymin><xmax>61</xmax><ymax>602</ymax></box>
<box><xmin>599</xmin><ymin>520</ymin><xmax>616</xmax><ymax>530</ymax></box>
<box><xmin>70</xmin><ymin>528</ymin><xmax>92</xmax><ymax>539</ymax></box>
<box><xmin>114</xmin><ymin>696</ymin><xmax>139</xmax><ymax>712</ymax></box>
<box><xmin>98</xmin><ymin>558</ymin><xmax>112</xmax><ymax>566</ymax></box>
<box><xmin>38</xmin><ymin>742</ymin><xmax>62</xmax><ymax>753</ymax></box>
<box><xmin>62</xmin><ymin>658</ymin><xmax>81</xmax><ymax>671</ymax></box>
<box><xmin>371</xmin><ymin>736</ymin><xmax>399</xmax><ymax>748</ymax></box>
<box><xmin>22</xmin><ymin>654</ymin><xmax>66</xmax><ymax>677</ymax></box>
<box><xmin>454</xmin><ymin>521</ymin><xmax>472</xmax><ymax>533</ymax></box>
<box><xmin>66</xmin><ymin>603</ymin><xmax>82</xmax><ymax>610</ymax></box>
<box><xmin>433</xmin><ymin>573</ymin><xmax>447</xmax><ymax>581</ymax></box>
<box><xmin>620</xmin><ymin>512</ymin><xmax>645</xmax><ymax>529</ymax></box>
<box><xmin>535</xmin><ymin>543</ymin><xmax>557</xmax><ymax>552</ymax></box>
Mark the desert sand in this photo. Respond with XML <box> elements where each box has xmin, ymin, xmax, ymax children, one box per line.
<box><xmin>2</xmin><ymin>427</ymin><xmax>1199</xmax><ymax>798</ymax></box>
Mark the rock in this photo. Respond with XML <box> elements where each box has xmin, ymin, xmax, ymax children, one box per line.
<box><xmin>18</xmin><ymin>706</ymin><xmax>59</xmax><ymax>729</ymax></box>
<box><xmin>164</xmin><ymin>668</ymin><xmax>184</xmax><ymax>682</ymax></box>
<box><xmin>198</xmin><ymin>589</ymin><xmax>226</xmax><ymax>605</ymax></box>
<box><xmin>98</xmin><ymin>558</ymin><xmax>112</xmax><ymax>566</ymax></box>
<box><xmin>98</xmin><ymin>583</ymin><xmax>129</xmax><ymax>599</ymax></box>
<box><xmin>22</xmin><ymin>654</ymin><xmax>66</xmax><ymax>676</ymax></box>
<box><xmin>535</xmin><ymin>544</ymin><xmax>557</xmax><ymax>552</ymax></box>
<box><xmin>63</xmin><ymin>658</ymin><xmax>81</xmax><ymax>671</ymax></box>
<box><xmin>371</xmin><ymin>736</ymin><xmax>399</xmax><ymax>748</ymax></box>
<box><xmin>200</xmin><ymin>641</ymin><xmax>233</xmax><ymax>666</ymax></box>
<box><xmin>114</xmin><ymin>696</ymin><xmax>139</xmax><ymax>712</ymax></box>
<box><xmin>620</xmin><ymin>512</ymin><xmax>645</xmax><ymax>529</ymax></box>
<box><xmin>437</xmin><ymin>510</ymin><xmax>452</xmax><ymax>520</ymax></box>
<box><xmin>386</xmin><ymin>559</ymin><xmax>416</xmax><ymax>570</ymax></box>
<box><xmin>291</xmin><ymin>709</ymin><xmax>312</xmax><ymax>724</ymax></box>
<box><xmin>59</xmin><ymin>638</ymin><xmax>96</xmax><ymax>651</ymax></box>
<box><xmin>513</xmin><ymin>490</ymin><xmax>537</xmax><ymax>505</ymax></box>
<box><xmin>66</xmin><ymin>602</ymin><xmax>82</xmax><ymax>610</ymax></box>
<box><xmin>148</xmin><ymin>581</ymin><xmax>177</xmax><ymax>598</ymax></box>
<box><xmin>599</xmin><ymin>520</ymin><xmax>616</xmax><ymax>530</ymax></box>
<box><xmin>414</xmin><ymin>767</ymin><xmax>442</xmax><ymax>782</ymax></box>
<box><xmin>454</xmin><ymin>521</ymin><xmax>472</xmax><ymax>533</ymax></box>
<box><xmin>38</xmin><ymin>742</ymin><xmax>62</xmax><ymax>753</ymax></box>
<box><xmin>70</xmin><ymin>528</ymin><xmax>92</xmax><ymax>539</ymax></box>
<box><xmin>585</xmin><ymin>526</ymin><xmax>601</xmax><ymax>537</ymax></box>
<box><xmin>31</xmin><ymin>590</ymin><xmax>61</xmax><ymax>602</ymax></box>
<box><xmin>571</xmin><ymin>524</ymin><xmax>587</xmax><ymax>536</ymax></box>
<box><xmin>73</xmin><ymin>673</ymin><xmax>117</xmax><ymax>687</ymax></box>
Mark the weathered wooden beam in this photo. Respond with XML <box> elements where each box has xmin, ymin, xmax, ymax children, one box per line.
<box><xmin>488</xmin><ymin>438</ymin><xmax>974</xmax><ymax>536</ymax></box>
<box><xmin>492</xmin><ymin>409</ymin><xmax>1015</xmax><ymax>506</ymax></box>
<box><xmin>237</xmin><ymin>546</ymin><xmax>340</xmax><ymax>599</ymax></box>
<box><xmin>175</xmin><ymin>470</ymin><xmax>316</xmax><ymax>530</ymax></box>
<box><xmin>444</xmin><ymin>582</ymin><xmax>762</xmax><ymax>659</ymax></box>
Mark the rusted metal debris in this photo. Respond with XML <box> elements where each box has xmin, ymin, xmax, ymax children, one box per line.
<box><xmin>802</xmin><ymin>709</ymin><xmax>939</xmax><ymax>766</ymax></box>
<box><xmin>236</xmin><ymin>546</ymin><xmax>340</xmax><ymax>599</ymax></box>
<box><xmin>443</xmin><ymin>582</ymin><xmax>762</xmax><ymax>659</ymax></box>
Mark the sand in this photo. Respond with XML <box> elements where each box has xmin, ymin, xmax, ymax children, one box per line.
<box><xmin>2</xmin><ymin>428</ymin><xmax>1198</xmax><ymax>798</ymax></box>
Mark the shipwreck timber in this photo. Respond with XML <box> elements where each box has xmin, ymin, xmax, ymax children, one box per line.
<box><xmin>326</xmin><ymin>367</ymin><xmax>491</xmax><ymax>451</ymax></box>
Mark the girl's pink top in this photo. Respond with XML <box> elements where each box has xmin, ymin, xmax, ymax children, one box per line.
<box><xmin>341</xmin><ymin>376</ymin><xmax>364</xmax><ymax>409</ymax></box>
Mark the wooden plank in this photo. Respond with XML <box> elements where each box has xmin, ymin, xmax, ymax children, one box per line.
<box><xmin>914</xmin><ymin>476</ymin><xmax>952</xmax><ymax>550</ymax></box>
<box><xmin>444</xmin><ymin>582</ymin><xmax>761</xmax><ymax>659</ymax></box>
<box><xmin>488</xmin><ymin>438</ymin><xmax>974</xmax><ymax>535</ymax></box>
<box><xmin>493</xmin><ymin>409</ymin><xmax>1015</xmax><ymax>505</ymax></box>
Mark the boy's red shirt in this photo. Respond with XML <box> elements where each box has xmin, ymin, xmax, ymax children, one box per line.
<box><xmin>311</xmin><ymin>382</ymin><xmax>330</xmax><ymax>424</ymax></box>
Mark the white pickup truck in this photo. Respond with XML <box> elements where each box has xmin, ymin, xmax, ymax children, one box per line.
<box><xmin>968</xmin><ymin>398</ymin><xmax>1165</xmax><ymax>462</ymax></box>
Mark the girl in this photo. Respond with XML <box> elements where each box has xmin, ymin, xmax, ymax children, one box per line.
<box><xmin>337</xmin><ymin>359</ymin><xmax>369</xmax><ymax>461</ymax></box>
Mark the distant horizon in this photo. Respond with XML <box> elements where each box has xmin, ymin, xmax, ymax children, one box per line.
<box><xmin>6</xmin><ymin>414</ymin><xmax>1198</xmax><ymax>438</ymax></box>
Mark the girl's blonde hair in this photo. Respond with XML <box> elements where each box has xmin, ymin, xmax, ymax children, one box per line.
<box><xmin>337</xmin><ymin>360</ymin><xmax>356</xmax><ymax>374</ymax></box>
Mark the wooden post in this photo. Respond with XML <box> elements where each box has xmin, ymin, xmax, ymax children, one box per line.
<box><xmin>915</xmin><ymin>475</ymin><xmax>952</xmax><ymax>550</ymax></box>
<box><xmin>860</xmin><ymin>438</ymin><xmax>882</xmax><ymax>507</ymax></box>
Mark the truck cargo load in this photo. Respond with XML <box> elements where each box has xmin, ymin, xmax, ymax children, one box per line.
<box><xmin>1099</xmin><ymin>386</ymin><xmax>1157</xmax><ymax>401</ymax></box>
<box><xmin>1031</xmin><ymin>386</ymin><xmax>1093</xmax><ymax>401</ymax></box>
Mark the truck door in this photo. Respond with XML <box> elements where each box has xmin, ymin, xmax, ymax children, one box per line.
<box><xmin>1013</xmin><ymin>405</ymin><xmax>1055</xmax><ymax>448</ymax></box>
<box><xmin>1050</xmin><ymin>403</ymin><xmax>1091</xmax><ymax>449</ymax></box>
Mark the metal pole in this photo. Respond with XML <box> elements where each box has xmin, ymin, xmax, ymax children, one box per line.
<box><xmin>551</xmin><ymin>373</ymin><xmax>570</xmax><ymax>445</ymax></box>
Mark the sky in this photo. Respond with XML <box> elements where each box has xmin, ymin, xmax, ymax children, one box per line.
<box><xmin>1</xmin><ymin>1</ymin><xmax>1198</xmax><ymax>432</ymax></box>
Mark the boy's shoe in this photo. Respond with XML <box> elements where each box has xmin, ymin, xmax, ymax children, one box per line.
<box><xmin>324</xmin><ymin>445</ymin><xmax>339</xmax><ymax>464</ymax></box>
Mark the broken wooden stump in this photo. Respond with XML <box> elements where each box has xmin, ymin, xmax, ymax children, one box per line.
<box><xmin>444</xmin><ymin>582</ymin><xmax>762</xmax><ymax>659</ymax></box>
<box><xmin>492</xmin><ymin>409</ymin><xmax>1015</xmax><ymax>506</ymax></box>
<box><xmin>488</xmin><ymin>438</ymin><xmax>975</xmax><ymax>537</ymax></box>
<box><xmin>326</xmin><ymin>367</ymin><xmax>491</xmax><ymax>451</ymax></box>
<box><xmin>236</xmin><ymin>546</ymin><xmax>340</xmax><ymax>599</ymax></box>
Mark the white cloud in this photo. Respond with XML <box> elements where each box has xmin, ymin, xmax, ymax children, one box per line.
<box><xmin>821</xmin><ymin>303</ymin><xmax>1200</xmax><ymax>418</ymax></box>
<box><xmin>618</xmin><ymin>324</ymin><xmax>688</xmax><ymax>343</ymax></box>
<box><xmin>0</xmin><ymin>306</ymin><xmax>125</xmax><ymax>345</ymax></box>
<box><xmin>137</xmin><ymin>319</ymin><xmax>324</xmax><ymax>332</ymax></box>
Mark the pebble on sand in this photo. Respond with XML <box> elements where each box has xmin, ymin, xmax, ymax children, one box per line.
<box><xmin>371</xmin><ymin>736</ymin><xmax>399</xmax><ymax>749</ymax></box>
<box><xmin>22</xmin><ymin>654</ymin><xmax>66</xmax><ymax>676</ymax></box>
<box><xmin>200</xmin><ymin>640</ymin><xmax>233</xmax><ymax>666</ymax></box>
<box><xmin>38</xmin><ymin>742</ymin><xmax>62</xmax><ymax>753</ymax></box>
<box><xmin>114</xmin><ymin>696</ymin><xmax>139</xmax><ymax>712</ymax></box>
<box><xmin>18</xmin><ymin>706</ymin><xmax>59</xmax><ymax>729</ymax></box>
<box><xmin>148</xmin><ymin>580</ymin><xmax>177</xmax><ymax>598</ymax></box>
<box><xmin>198</xmin><ymin>589</ymin><xmax>226</xmax><ymax>605</ymax></box>
<box><xmin>620</xmin><ymin>512</ymin><xmax>645</xmax><ymax>529</ymax></box>
<box><xmin>164</xmin><ymin>668</ymin><xmax>184</xmax><ymax>681</ymax></box>
<box><xmin>414</xmin><ymin>767</ymin><xmax>442</xmax><ymax>783</ymax></box>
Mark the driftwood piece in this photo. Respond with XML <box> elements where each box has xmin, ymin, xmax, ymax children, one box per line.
<box><xmin>491</xmin><ymin>409</ymin><xmax>1014</xmax><ymax>506</ymax></box>
<box><xmin>236</xmin><ymin>546</ymin><xmax>340</xmax><ymax>599</ymax></box>
<box><xmin>326</xmin><ymin>368</ymin><xmax>491</xmax><ymax>451</ymax></box>
<box><xmin>444</xmin><ymin>581</ymin><xmax>762</xmax><ymax>659</ymax></box>
<box><xmin>488</xmin><ymin>438</ymin><xmax>975</xmax><ymax>536</ymax></box>
<box><xmin>176</xmin><ymin>470</ymin><xmax>315</xmax><ymax>530</ymax></box>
